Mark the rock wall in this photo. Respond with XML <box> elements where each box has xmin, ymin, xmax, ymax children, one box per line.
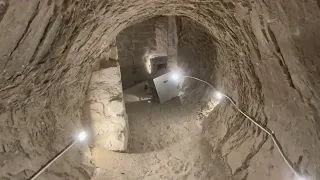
<box><xmin>0</xmin><ymin>0</ymin><xmax>319</xmax><ymax>180</ymax></box>
<box><xmin>200</xmin><ymin>2</ymin><xmax>320</xmax><ymax>180</ymax></box>
<box><xmin>167</xmin><ymin>16</ymin><xmax>178</xmax><ymax>69</ymax></box>
<box><xmin>84</xmin><ymin>42</ymin><xmax>128</xmax><ymax>152</ymax></box>
<box><xmin>176</xmin><ymin>17</ymin><xmax>218</xmax><ymax>102</ymax></box>
<box><xmin>116</xmin><ymin>16</ymin><xmax>168</xmax><ymax>89</ymax></box>
<box><xmin>0</xmin><ymin>1</ymin><xmax>96</xmax><ymax>179</ymax></box>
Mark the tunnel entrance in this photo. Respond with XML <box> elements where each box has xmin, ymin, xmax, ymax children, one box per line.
<box><xmin>116</xmin><ymin>16</ymin><xmax>203</xmax><ymax>153</ymax></box>
<box><xmin>88</xmin><ymin>16</ymin><xmax>232</xmax><ymax>179</ymax></box>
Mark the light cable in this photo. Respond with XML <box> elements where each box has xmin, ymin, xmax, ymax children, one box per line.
<box><xmin>180</xmin><ymin>75</ymin><xmax>304</xmax><ymax>179</ymax></box>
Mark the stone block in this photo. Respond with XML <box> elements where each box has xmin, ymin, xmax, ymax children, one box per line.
<box><xmin>108</xmin><ymin>100</ymin><xmax>125</xmax><ymax>117</ymax></box>
<box><xmin>95</xmin><ymin>130</ymin><xmax>127</xmax><ymax>151</ymax></box>
<box><xmin>86</xmin><ymin>65</ymin><xmax>128</xmax><ymax>152</ymax></box>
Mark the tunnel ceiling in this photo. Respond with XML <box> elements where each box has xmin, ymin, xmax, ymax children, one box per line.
<box><xmin>0</xmin><ymin>0</ymin><xmax>320</xmax><ymax>180</ymax></box>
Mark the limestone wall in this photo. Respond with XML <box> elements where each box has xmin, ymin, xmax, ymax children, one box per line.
<box><xmin>84</xmin><ymin>43</ymin><xmax>128</xmax><ymax>152</ymax></box>
<box><xmin>116</xmin><ymin>16</ymin><xmax>168</xmax><ymax>89</ymax></box>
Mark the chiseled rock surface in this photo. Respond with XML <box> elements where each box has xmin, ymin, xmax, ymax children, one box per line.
<box><xmin>86</xmin><ymin>65</ymin><xmax>128</xmax><ymax>152</ymax></box>
<box><xmin>0</xmin><ymin>0</ymin><xmax>319</xmax><ymax>179</ymax></box>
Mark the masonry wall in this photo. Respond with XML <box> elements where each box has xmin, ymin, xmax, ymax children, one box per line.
<box><xmin>116</xmin><ymin>16</ymin><xmax>168</xmax><ymax>89</ymax></box>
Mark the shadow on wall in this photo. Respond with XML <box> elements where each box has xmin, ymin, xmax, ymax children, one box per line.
<box><xmin>176</xmin><ymin>16</ymin><xmax>218</xmax><ymax>102</ymax></box>
<box><xmin>0</xmin><ymin>0</ymin><xmax>9</xmax><ymax>22</ymax></box>
<box><xmin>120</xmin><ymin>65</ymin><xmax>149</xmax><ymax>89</ymax></box>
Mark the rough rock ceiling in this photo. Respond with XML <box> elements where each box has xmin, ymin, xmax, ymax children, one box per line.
<box><xmin>0</xmin><ymin>0</ymin><xmax>319</xmax><ymax>180</ymax></box>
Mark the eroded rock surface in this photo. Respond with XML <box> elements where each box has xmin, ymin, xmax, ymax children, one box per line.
<box><xmin>0</xmin><ymin>0</ymin><xmax>319</xmax><ymax>180</ymax></box>
<box><xmin>85</xmin><ymin>44</ymin><xmax>129</xmax><ymax>151</ymax></box>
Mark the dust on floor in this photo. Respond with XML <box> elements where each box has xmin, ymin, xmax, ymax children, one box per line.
<box><xmin>91</xmin><ymin>83</ymin><xmax>232</xmax><ymax>180</ymax></box>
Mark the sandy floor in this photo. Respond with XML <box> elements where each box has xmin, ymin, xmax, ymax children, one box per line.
<box><xmin>91</xmin><ymin>83</ymin><xmax>232</xmax><ymax>180</ymax></box>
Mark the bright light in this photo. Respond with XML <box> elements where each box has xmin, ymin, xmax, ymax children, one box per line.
<box><xmin>292</xmin><ymin>174</ymin><xmax>307</xmax><ymax>180</ymax></box>
<box><xmin>296</xmin><ymin>176</ymin><xmax>307</xmax><ymax>180</ymax></box>
<box><xmin>171</xmin><ymin>72</ymin><xmax>180</xmax><ymax>81</ymax></box>
<box><xmin>214</xmin><ymin>91</ymin><xmax>224</xmax><ymax>100</ymax></box>
<box><xmin>145</xmin><ymin>54</ymin><xmax>152</xmax><ymax>74</ymax></box>
<box><xmin>77</xmin><ymin>131</ymin><xmax>87</xmax><ymax>141</ymax></box>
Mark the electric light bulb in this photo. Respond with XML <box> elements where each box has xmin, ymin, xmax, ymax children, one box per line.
<box><xmin>297</xmin><ymin>176</ymin><xmax>307</xmax><ymax>180</ymax></box>
<box><xmin>171</xmin><ymin>72</ymin><xmax>180</xmax><ymax>81</ymax></box>
<box><xmin>77</xmin><ymin>131</ymin><xmax>87</xmax><ymax>141</ymax></box>
<box><xmin>214</xmin><ymin>91</ymin><xmax>223</xmax><ymax>100</ymax></box>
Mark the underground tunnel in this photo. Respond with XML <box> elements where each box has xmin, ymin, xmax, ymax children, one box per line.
<box><xmin>0</xmin><ymin>0</ymin><xmax>320</xmax><ymax>180</ymax></box>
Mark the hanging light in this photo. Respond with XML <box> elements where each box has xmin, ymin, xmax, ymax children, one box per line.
<box><xmin>214</xmin><ymin>91</ymin><xmax>224</xmax><ymax>100</ymax></box>
<box><xmin>29</xmin><ymin>130</ymin><xmax>88</xmax><ymax>180</ymax></box>
<box><xmin>170</xmin><ymin>72</ymin><xmax>181</xmax><ymax>81</ymax></box>
<box><xmin>77</xmin><ymin>131</ymin><xmax>87</xmax><ymax>141</ymax></box>
<box><xmin>167</xmin><ymin>70</ymin><xmax>306</xmax><ymax>180</ymax></box>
